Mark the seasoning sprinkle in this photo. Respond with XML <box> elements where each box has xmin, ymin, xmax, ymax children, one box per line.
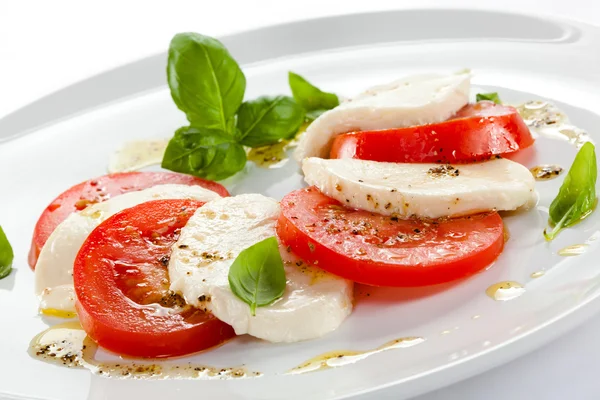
<box><xmin>427</xmin><ymin>164</ymin><xmax>460</xmax><ymax>177</ymax></box>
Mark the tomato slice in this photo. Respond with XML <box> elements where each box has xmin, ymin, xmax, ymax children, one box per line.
<box><xmin>277</xmin><ymin>187</ymin><xmax>504</xmax><ymax>287</ymax></box>
<box><xmin>29</xmin><ymin>172</ymin><xmax>229</xmax><ymax>269</ymax></box>
<box><xmin>73</xmin><ymin>199</ymin><xmax>234</xmax><ymax>358</ymax></box>
<box><xmin>330</xmin><ymin>101</ymin><xmax>534</xmax><ymax>163</ymax></box>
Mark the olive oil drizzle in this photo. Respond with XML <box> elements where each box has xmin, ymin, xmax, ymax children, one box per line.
<box><xmin>108</xmin><ymin>139</ymin><xmax>170</xmax><ymax>173</ymax></box>
<box><xmin>515</xmin><ymin>101</ymin><xmax>593</xmax><ymax>148</ymax></box>
<box><xmin>558</xmin><ymin>244</ymin><xmax>589</xmax><ymax>256</ymax></box>
<box><xmin>485</xmin><ymin>281</ymin><xmax>525</xmax><ymax>301</ymax></box>
<box><xmin>247</xmin><ymin>121</ymin><xmax>309</xmax><ymax>169</ymax></box>
<box><xmin>287</xmin><ymin>336</ymin><xmax>425</xmax><ymax>375</ymax></box>
<box><xmin>530</xmin><ymin>165</ymin><xmax>563</xmax><ymax>181</ymax></box>
<box><xmin>557</xmin><ymin>231</ymin><xmax>600</xmax><ymax>257</ymax></box>
<box><xmin>29</xmin><ymin>322</ymin><xmax>261</xmax><ymax>379</ymax></box>
<box><xmin>248</xmin><ymin>140</ymin><xmax>291</xmax><ymax>169</ymax></box>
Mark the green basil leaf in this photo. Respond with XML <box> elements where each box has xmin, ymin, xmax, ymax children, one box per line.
<box><xmin>227</xmin><ymin>236</ymin><xmax>286</xmax><ymax>316</ymax></box>
<box><xmin>0</xmin><ymin>226</ymin><xmax>14</xmax><ymax>280</ymax></box>
<box><xmin>225</xmin><ymin>117</ymin><xmax>237</xmax><ymax>138</ymax></box>
<box><xmin>305</xmin><ymin>109</ymin><xmax>328</xmax><ymax>122</ymax></box>
<box><xmin>167</xmin><ymin>33</ymin><xmax>246</xmax><ymax>132</ymax></box>
<box><xmin>288</xmin><ymin>71</ymin><xmax>339</xmax><ymax>112</ymax></box>
<box><xmin>475</xmin><ymin>92</ymin><xmax>501</xmax><ymax>104</ymax></box>
<box><xmin>161</xmin><ymin>126</ymin><xmax>247</xmax><ymax>181</ymax></box>
<box><xmin>544</xmin><ymin>142</ymin><xmax>597</xmax><ymax>240</ymax></box>
<box><xmin>236</xmin><ymin>96</ymin><xmax>305</xmax><ymax>147</ymax></box>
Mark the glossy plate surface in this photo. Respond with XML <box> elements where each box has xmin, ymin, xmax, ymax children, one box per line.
<box><xmin>1</xmin><ymin>9</ymin><xmax>600</xmax><ymax>400</ymax></box>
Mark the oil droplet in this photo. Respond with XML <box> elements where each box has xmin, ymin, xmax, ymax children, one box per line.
<box><xmin>587</xmin><ymin>230</ymin><xmax>600</xmax><ymax>243</ymax></box>
<box><xmin>287</xmin><ymin>337</ymin><xmax>425</xmax><ymax>375</ymax></box>
<box><xmin>503</xmin><ymin>222</ymin><xmax>510</xmax><ymax>243</ymax></box>
<box><xmin>108</xmin><ymin>139</ymin><xmax>169</xmax><ymax>173</ymax></box>
<box><xmin>29</xmin><ymin>322</ymin><xmax>86</xmax><ymax>367</ymax></box>
<box><xmin>558</xmin><ymin>244</ymin><xmax>589</xmax><ymax>256</ymax></box>
<box><xmin>530</xmin><ymin>271</ymin><xmax>545</xmax><ymax>279</ymax></box>
<box><xmin>472</xmin><ymin>315</ymin><xmax>481</xmax><ymax>320</ymax></box>
<box><xmin>30</xmin><ymin>323</ymin><xmax>260</xmax><ymax>379</ymax></box>
<box><xmin>40</xmin><ymin>308</ymin><xmax>77</xmax><ymax>319</ymax></box>
<box><xmin>558</xmin><ymin>231</ymin><xmax>600</xmax><ymax>257</ymax></box>
<box><xmin>89</xmin><ymin>210</ymin><xmax>103</xmax><ymax>219</ymax></box>
<box><xmin>248</xmin><ymin>141</ymin><xmax>290</xmax><ymax>169</ymax></box>
<box><xmin>530</xmin><ymin>165</ymin><xmax>563</xmax><ymax>181</ymax></box>
<box><xmin>515</xmin><ymin>101</ymin><xmax>593</xmax><ymax>148</ymax></box>
<box><xmin>248</xmin><ymin>120</ymin><xmax>309</xmax><ymax>168</ymax></box>
<box><xmin>486</xmin><ymin>281</ymin><xmax>525</xmax><ymax>301</ymax></box>
<box><xmin>516</xmin><ymin>101</ymin><xmax>566</xmax><ymax>127</ymax></box>
<box><xmin>441</xmin><ymin>330</ymin><xmax>452</xmax><ymax>335</ymax></box>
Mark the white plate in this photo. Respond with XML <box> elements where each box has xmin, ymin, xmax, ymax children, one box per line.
<box><xmin>1</xmin><ymin>9</ymin><xmax>600</xmax><ymax>400</ymax></box>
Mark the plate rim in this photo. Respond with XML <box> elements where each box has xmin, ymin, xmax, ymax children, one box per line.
<box><xmin>1</xmin><ymin>8</ymin><xmax>598</xmax><ymax>143</ymax></box>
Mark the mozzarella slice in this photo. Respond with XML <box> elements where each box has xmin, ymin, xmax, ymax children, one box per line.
<box><xmin>303</xmin><ymin>157</ymin><xmax>537</xmax><ymax>219</ymax></box>
<box><xmin>294</xmin><ymin>73</ymin><xmax>470</xmax><ymax>160</ymax></box>
<box><xmin>168</xmin><ymin>194</ymin><xmax>353</xmax><ymax>343</ymax></box>
<box><xmin>34</xmin><ymin>184</ymin><xmax>222</xmax><ymax>313</ymax></box>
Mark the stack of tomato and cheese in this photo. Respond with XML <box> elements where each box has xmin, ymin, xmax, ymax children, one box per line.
<box><xmin>30</xmin><ymin>73</ymin><xmax>535</xmax><ymax>360</ymax></box>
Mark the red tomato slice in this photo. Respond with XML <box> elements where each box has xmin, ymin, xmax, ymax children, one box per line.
<box><xmin>330</xmin><ymin>101</ymin><xmax>534</xmax><ymax>163</ymax></box>
<box><xmin>29</xmin><ymin>172</ymin><xmax>229</xmax><ymax>269</ymax></box>
<box><xmin>277</xmin><ymin>187</ymin><xmax>504</xmax><ymax>287</ymax></box>
<box><xmin>73</xmin><ymin>199</ymin><xmax>234</xmax><ymax>358</ymax></box>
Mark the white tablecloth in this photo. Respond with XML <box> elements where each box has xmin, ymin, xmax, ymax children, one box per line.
<box><xmin>1</xmin><ymin>1</ymin><xmax>599</xmax><ymax>399</ymax></box>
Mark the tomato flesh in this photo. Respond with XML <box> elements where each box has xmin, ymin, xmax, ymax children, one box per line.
<box><xmin>277</xmin><ymin>187</ymin><xmax>504</xmax><ymax>287</ymax></box>
<box><xmin>330</xmin><ymin>101</ymin><xmax>534</xmax><ymax>163</ymax></box>
<box><xmin>73</xmin><ymin>199</ymin><xmax>234</xmax><ymax>358</ymax></box>
<box><xmin>29</xmin><ymin>172</ymin><xmax>229</xmax><ymax>269</ymax></box>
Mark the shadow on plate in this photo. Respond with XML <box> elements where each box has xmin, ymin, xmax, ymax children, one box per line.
<box><xmin>0</xmin><ymin>267</ymin><xmax>17</xmax><ymax>291</ymax></box>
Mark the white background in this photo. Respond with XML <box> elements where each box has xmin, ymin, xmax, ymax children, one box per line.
<box><xmin>1</xmin><ymin>1</ymin><xmax>600</xmax><ymax>399</ymax></box>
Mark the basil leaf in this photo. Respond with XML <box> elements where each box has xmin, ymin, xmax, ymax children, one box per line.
<box><xmin>161</xmin><ymin>126</ymin><xmax>247</xmax><ymax>181</ymax></box>
<box><xmin>167</xmin><ymin>33</ymin><xmax>246</xmax><ymax>132</ymax></box>
<box><xmin>0</xmin><ymin>226</ymin><xmax>13</xmax><ymax>280</ymax></box>
<box><xmin>475</xmin><ymin>92</ymin><xmax>501</xmax><ymax>104</ymax></box>
<box><xmin>289</xmin><ymin>72</ymin><xmax>339</xmax><ymax>113</ymax></box>
<box><xmin>227</xmin><ymin>237</ymin><xmax>286</xmax><ymax>316</ymax></box>
<box><xmin>236</xmin><ymin>96</ymin><xmax>305</xmax><ymax>147</ymax></box>
<box><xmin>544</xmin><ymin>142</ymin><xmax>597</xmax><ymax>240</ymax></box>
<box><xmin>305</xmin><ymin>109</ymin><xmax>328</xmax><ymax>122</ymax></box>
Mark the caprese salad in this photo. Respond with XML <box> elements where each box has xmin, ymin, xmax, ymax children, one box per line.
<box><xmin>1</xmin><ymin>32</ymin><xmax>595</xmax><ymax>375</ymax></box>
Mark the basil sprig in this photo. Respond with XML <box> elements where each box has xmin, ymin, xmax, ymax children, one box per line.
<box><xmin>476</xmin><ymin>92</ymin><xmax>501</xmax><ymax>104</ymax></box>
<box><xmin>289</xmin><ymin>72</ymin><xmax>339</xmax><ymax>121</ymax></box>
<box><xmin>228</xmin><ymin>237</ymin><xmax>286</xmax><ymax>316</ymax></box>
<box><xmin>167</xmin><ymin>33</ymin><xmax>245</xmax><ymax>132</ymax></box>
<box><xmin>0</xmin><ymin>226</ymin><xmax>14</xmax><ymax>280</ymax></box>
<box><xmin>163</xmin><ymin>33</ymin><xmax>339</xmax><ymax>180</ymax></box>
<box><xmin>544</xmin><ymin>142</ymin><xmax>597</xmax><ymax>241</ymax></box>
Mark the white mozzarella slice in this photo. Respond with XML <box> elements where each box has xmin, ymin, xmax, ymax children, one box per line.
<box><xmin>294</xmin><ymin>73</ymin><xmax>470</xmax><ymax>160</ymax></box>
<box><xmin>168</xmin><ymin>194</ymin><xmax>353</xmax><ymax>343</ymax></box>
<box><xmin>34</xmin><ymin>184</ymin><xmax>222</xmax><ymax>313</ymax></box>
<box><xmin>303</xmin><ymin>157</ymin><xmax>537</xmax><ymax>219</ymax></box>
